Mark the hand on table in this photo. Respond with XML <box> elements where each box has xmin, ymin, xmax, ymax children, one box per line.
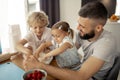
<box><xmin>23</xmin><ymin>55</ymin><xmax>42</xmax><ymax>71</ymax></box>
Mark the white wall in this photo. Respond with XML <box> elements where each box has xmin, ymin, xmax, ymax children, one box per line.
<box><xmin>115</xmin><ymin>0</ymin><xmax>120</xmax><ymax>15</ymax></box>
<box><xmin>60</xmin><ymin>0</ymin><xmax>81</xmax><ymax>30</ymax></box>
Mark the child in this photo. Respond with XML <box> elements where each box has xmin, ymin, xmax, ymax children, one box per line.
<box><xmin>34</xmin><ymin>21</ymin><xmax>81</xmax><ymax>70</ymax></box>
<box><xmin>12</xmin><ymin>11</ymin><xmax>52</xmax><ymax>61</ymax></box>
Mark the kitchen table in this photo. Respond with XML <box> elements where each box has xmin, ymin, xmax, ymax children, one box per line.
<box><xmin>0</xmin><ymin>53</ymin><xmax>59</xmax><ymax>80</ymax></box>
<box><xmin>0</xmin><ymin>62</ymin><xmax>24</xmax><ymax>80</ymax></box>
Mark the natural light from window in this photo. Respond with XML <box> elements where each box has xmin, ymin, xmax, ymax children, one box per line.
<box><xmin>0</xmin><ymin>0</ymin><xmax>40</xmax><ymax>53</ymax></box>
<box><xmin>115</xmin><ymin>0</ymin><xmax>120</xmax><ymax>16</ymax></box>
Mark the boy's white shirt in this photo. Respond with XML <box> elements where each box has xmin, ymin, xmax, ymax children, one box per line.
<box><xmin>23</xmin><ymin>27</ymin><xmax>52</xmax><ymax>53</ymax></box>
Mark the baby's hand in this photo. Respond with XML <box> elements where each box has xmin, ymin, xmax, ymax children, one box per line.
<box><xmin>33</xmin><ymin>52</ymin><xmax>39</xmax><ymax>59</ymax></box>
<box><xmin>40</xmin><ymin>55</ymin><xmax>47</xmax><ymax>61</ymax></box>
<box><xmin>38</xmin><ymin>57</ymin><xmax>44</xmax><ymax>63</ymax></box>
<box><xmin>38</xmin><ymin>54</ymin><xmax>50</xmax><ymax>63</ymax></box>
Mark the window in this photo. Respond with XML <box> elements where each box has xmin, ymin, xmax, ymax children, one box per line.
<box><xmin>28</xmin><ymin>0</ymin><xmax>40</xmax><ymax>13</ymax></box>
<box><xmin>0</xmin><ymin>0</ymin><xmax>40</xmax><ymax>53</ymax></box>
<box><xmin>115</xmin><ymin>0</ymin><xmax>120</xmax><ymax>16</ymax></box>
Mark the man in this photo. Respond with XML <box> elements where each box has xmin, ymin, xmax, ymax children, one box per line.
<box><xmin>23</xmin><ymin>1</ymin><xmax>117</xmax><ymax>80</ymax></box>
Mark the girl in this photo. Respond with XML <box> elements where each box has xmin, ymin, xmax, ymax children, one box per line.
<box><xmin>34</xmin><ymin>21</ymin><xmax>81</xmax><ymax>70</ymax></box>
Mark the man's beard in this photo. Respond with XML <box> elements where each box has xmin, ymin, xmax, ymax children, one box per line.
<box><xmin>79</xmin><ymin>30</ymin><xmax>95</xmax><ymax>40</ymax></box>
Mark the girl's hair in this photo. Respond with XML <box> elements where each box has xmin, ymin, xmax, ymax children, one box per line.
<box><xmin>27</xmin><ymin>11</ymin><xmax>49</xmax><ymax>28</ymax></box>
<box><xmin>51</xmin><ymin>21</ymin><xmax>74</xmax><ymax>39</ymax></box>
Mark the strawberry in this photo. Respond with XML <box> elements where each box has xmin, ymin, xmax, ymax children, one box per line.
<box><xmin>37</xmin><ymin>73</ymin><xmax>42</xmax><ymax>79</ymax></box>
<box><xmin>27</xmin><ymin>73</ymin><xmax>32</xmax><ymax>79</ymax></box>
<box><xmin>25</xmin><ymin>70</ymin><xmax>45</xmax><ymax>80</ymax></box>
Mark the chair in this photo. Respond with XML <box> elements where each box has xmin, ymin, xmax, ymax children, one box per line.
<box><xmin>106</xmin><ymin>55</ymin><xmax>120</xmax><ymax>80</ymax></box>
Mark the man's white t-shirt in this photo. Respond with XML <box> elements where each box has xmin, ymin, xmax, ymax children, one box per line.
<box><xmin>76</xmin><ymin>30</ymin><xmax>117</xmax><ymax>80</ymax></box>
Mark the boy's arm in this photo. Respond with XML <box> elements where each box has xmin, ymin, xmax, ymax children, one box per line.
<box><xmin>34</xmin><ymin>41</ymin><xmax>52</xmax><ymax>58</ymax></box>
<box><xmin>16</xmin><ymin>39</ymin><xmax>32</xmax><ymax>55</ymax></box>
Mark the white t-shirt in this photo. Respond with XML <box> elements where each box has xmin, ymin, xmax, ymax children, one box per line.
<box><xmin>24</xmin><ymin>27</ymin><xmax>52</xmax><ymax>53</ymax></box>
<box><xmin>75</xmin><ymin>30</ymin><xmax>117</xmax><ymax>80</ymax></box>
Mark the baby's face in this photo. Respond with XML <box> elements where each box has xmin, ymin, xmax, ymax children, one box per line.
<box><xmin>51</xmin><ymin>29</ymin><xmax>66</xmax><ymax>44</ymax></box>
<box><xmin>31</xmin><ymin>24</ymin><xmax>45</xmax><ymax>38</ymax></box>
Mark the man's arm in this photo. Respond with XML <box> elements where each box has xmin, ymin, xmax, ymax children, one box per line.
<box><xmin>24</xmin><ymin>56</ymin><xmax>105</xmax><ymax>80</ymax></box>
<box><xmin>42</xmin><ymin>56</ymin><xmax>105</xmax><ymax>80</ymax></box>
<box><xmin>34</xmin><ymin>41</ymin><xmax>52</xmax><ymax>58</ymax></box>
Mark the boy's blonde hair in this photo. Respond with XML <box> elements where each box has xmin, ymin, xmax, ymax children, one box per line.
<box><xmin>27</xmin><ymin>11</ymin><xmax>49</xmax><ymax>28</ymax></box>
<box><xmin>52</xmin><ymin>21</ymin><xmax>74</xmax><ymax>39</ymax></box>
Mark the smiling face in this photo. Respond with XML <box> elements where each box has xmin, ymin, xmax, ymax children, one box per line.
<box><xmin>31</xmin><ymin>24</ymin><xmax>45</xmax><ymax>38</ymax></box>
<box><xmin>77</xmin><ymin>1</ymin><xmax>107</xmax><ymax>41</ymax></box>
<box><xmin>27</xmin><ymin>12</ymin><xmax>49</xmax><ymax>39</ymax></box>
<box><xmin>51</xmin><ymin>29</ymin><xmax>67</xmax><ymax>44</ymax></box>
<box><xmin>77</xmin><ymin>16</ymin><xmax>97</xmax><ymax>40</ymax></box>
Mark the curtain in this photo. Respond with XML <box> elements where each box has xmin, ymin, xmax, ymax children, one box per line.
<box><xmin>81</xmin><ymin>0</ymin><xmax>97</xmax><ymax>7</ymax></box>
<box><xmin>40</xmin><ymin>0</ymin><xmax>60</xmax><ymax>28</ymax></box>
<box><xmin>101</xmin><ymin>0</ymin><xmax>116</xmax><ymax>18</ymax></box>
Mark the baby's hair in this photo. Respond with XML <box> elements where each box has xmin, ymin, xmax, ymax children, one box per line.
<box><xmin>27</xmin><ymin>11</ymin><xmax>49</xmax><ymax>28</ymax></box>
<box><xmin>51</xmin><ymin>21</ymin><xmax>74</xmax><ymax>39</ymax></box>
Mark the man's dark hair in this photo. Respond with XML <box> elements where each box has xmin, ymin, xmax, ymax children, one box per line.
<box><xmin>79</xmin><ymin>1</ymin><xmax>108</xmax><ymax>25</ymax></box>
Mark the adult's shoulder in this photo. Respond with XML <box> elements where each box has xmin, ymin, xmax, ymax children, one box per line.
<box><xmin>93</xmin><ymin>30</ymin><xmax>117</xmax><ymax>61</ymax></box>
<box><xmin>98</xmin><ymin>30</ymin><xmax>116</xmax><ymax>43</ymax></box>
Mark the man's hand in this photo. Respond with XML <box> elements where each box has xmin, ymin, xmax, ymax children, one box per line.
<box><xmin>23</xmin><ymin>55</ymin><xmax>41</xmax><ymax>71</ymax></box>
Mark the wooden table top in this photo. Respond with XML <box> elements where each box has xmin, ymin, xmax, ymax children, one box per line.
<box><xmin>0</xmin><ymin>53</ymin><xmax>59</xmax><ymax>80</ymax></box>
